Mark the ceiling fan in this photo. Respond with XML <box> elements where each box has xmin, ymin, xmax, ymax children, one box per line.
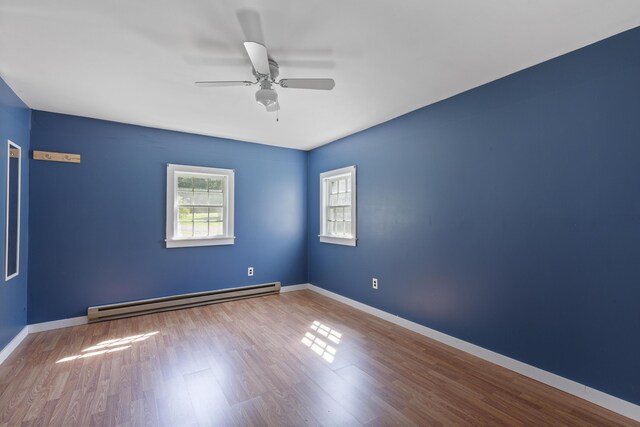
<box><xmin>195</xmin><ymin>41</ymin><xmax>335</xmax><ymax>113</ymax></box>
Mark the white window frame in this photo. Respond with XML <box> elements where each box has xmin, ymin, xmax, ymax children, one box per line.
<box><xmin>319</xmin><ymin>165</ymin><xmax>356</xmax><ymax>246</ymax></box>
<box><xmin>5</xmin><ymin>140</ymin><xmax>21</xmax><ymax>281</ymax></box>
<box><xmin>166</xmin><ymin>163</ymin><xmax>235</xmax><ymax>248</ymax></box>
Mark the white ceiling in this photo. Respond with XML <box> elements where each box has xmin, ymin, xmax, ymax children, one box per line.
<box><xmin>1</xmin><ymin>1</ymin><xmax>639</xmax><ymax>150</ymax></box>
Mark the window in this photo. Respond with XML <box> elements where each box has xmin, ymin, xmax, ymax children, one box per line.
<box><xmin>319</xmin><ymin>166</ymin><xmax>356</xmax><ymax>246</ymax></box>
<box><xmin>166</xmin><ymin>164</ymin><xmax>234</xmax><ymax>248</ymax></box>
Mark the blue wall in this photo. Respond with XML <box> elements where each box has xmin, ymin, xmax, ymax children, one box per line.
<box><xmin>0</xmin><ymin>77</ymin><xmax>30</xmax><ymax>350</ymax></box>
<box><xmin>28</xmin><ymin>112</ymin><xmax>307</xmax><ymax>323</ymax></box>
<box><xmin>308</xmin><ymin>27</ymin><xmax>640</xmax><ymax>404</ymax></box>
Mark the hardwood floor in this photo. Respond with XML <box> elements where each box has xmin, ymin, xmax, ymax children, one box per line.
<box><xmin>0</xmin><ymin>290</ymin><xmax>635</xmax><ymax>426</ymax></box>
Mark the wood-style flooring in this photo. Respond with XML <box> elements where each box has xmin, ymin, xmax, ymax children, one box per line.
<box><xmin>0</xmin><ymin>290</ymin><xmax>636</xmax><ymax>426</ymax></box>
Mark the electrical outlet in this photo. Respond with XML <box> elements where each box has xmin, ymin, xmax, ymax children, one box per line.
<box><xmin>372</xmin><ymin>278</ymin><xmax>378</xmax><ymax>289</ymax></box>
<box><xmin>248</xmin><ymin>267</ymin><xmax>254</xmax><ymax>277</ymax></box>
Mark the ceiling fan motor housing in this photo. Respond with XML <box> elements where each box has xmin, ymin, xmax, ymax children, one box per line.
<box><xmin>268</xmin><ymin>59</ymin><xmax>279</xmax><ymax>79</ymax></box>
<box><xmin>252</xmin><ymin>58</ymin><xmax>279</xmax><ymax>81</ymax></box>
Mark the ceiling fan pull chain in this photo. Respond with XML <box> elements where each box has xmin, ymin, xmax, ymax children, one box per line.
<box><xmin>276</xmin><ymin>109</ymin><xmax>279</xmax><ymax>122</ymax></box>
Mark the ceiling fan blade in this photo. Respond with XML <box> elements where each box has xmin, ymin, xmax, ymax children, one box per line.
<box><xmin>244</xmin><ymin>42</ymin><xmax>271</xmax><ymax>76</ymax></box>
<box><xmin>279</xmin><ymin>78</ymin><xmax>335</xmax><ymax>90</ymax></box>
<box><xmin>266</xmin><ymin>101</ymin><xmax>280</xmax><ymax>112</ymax></box>
<box><xmin>276</xmin><ymin>59</ymin><xmax>337</xmax><ymax>69</ymax></box>
<box><xmin>195</xmin><ymin>81</ymin><xmax>254</xmax><ymax>87</ymax></box>
<box><xmin>237</xmin><ymin>9</ymin><xmax>265</xmax><ymax>45</ymax></box>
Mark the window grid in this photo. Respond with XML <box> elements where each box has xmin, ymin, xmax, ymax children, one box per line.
<box><xmin>325</xmin><ymin>176</ymin><xmax>352</xmax><ymax>237</ymax></box>
<box><xmin>175</xmin><ymin>174</ymin><xmax>226</xmax><ymax>238</ymax></box>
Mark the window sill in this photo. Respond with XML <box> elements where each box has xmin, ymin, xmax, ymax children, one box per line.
<box><xmin>319</xmin><ymin>235</ymin><xmax>357</xmax><ymax>247</ymax></box>
<box><xmin>166</xmin><ymin>236</ymin><xmax>235</xmax><ymax>248</ymax></box>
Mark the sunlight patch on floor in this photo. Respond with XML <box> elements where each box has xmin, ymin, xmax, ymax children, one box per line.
<box><xmin>301</xmin><ymin>321</ymin><xmax>341</xmax><ymax>363</ymax></box>
<box><xmin>56</xmin><ymin>331</ymin><xmax>158</xmax><ymax>363</ymax></box>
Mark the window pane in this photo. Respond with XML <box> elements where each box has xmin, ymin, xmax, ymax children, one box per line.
<box><xmin>329</xmin><ymin>194</ymin><xmax>338</xmax><ymax>206</ymax></box>
<box><xmin>193</xmin><ymin>177</ymin><xmax>208</xmax><ymax>191</ymax></box>
<box><xmin>194</xmin><ymin>207</ymin><xmax>208</xmax><ymax>221</ymax></box>
<box><xmin>337</xmin><ymin>193</ymin><xmax>346</xmax><ymax>206</ymax></box>
<box><xmin>347</xmin><ymin>176</ymin><xmax>351</xmax><ymax>191</ymax></box>
<box><xmin>193</xmin><ymin>191</ymin><xmax>208</xmax><ymax>205</ymax></box>
<box><xmin>177</xmin><ymin>190</ymin><xmax>193</xmax><ymax>205</ymax></box>
<box><xmin>336</xmin><ymin>207</ymin><xmax>344</xmax><ymax>221</ymax></box>
<box><xmin>178</xmin><ymin>207</ymin><xmax>193</xmax><ymax>221</ymax></box>
<box><xmin>209</xmin><ymin>179</ymin><xmax>224</xmax><ymax>191</ymax></box>
<box><xmin>328</xmin><ymin>207</ymin><xmax>335</xmax><ymax>221</ymax></box>
<box><xmin>336</xmin><ymin>221</ymin><xmax>345</xmax><ymax>235</ymax></box>
<box><xmin>344</xmin><ymin>207</ymin><xmax>351</xmax><ymax>221</ymax></box>
<box><xmin>209</xmin><ymin>207</ymin><xmax>223</xmax><ymax>221</ymax></box>
<box><xmin>177</xmin><ymin>176</ymin><xmax>193</xmax><ymax>189</ymax></box>
<box><xmin>338</xmin><ymin>179</ymin><xmax>346</xmax><ymax>193</ymax></box>
<box><xmin>177</xmin><ymin>222</ymin><xmax>193</xmax><ymax>237</ymax></box>
<box><xmin>345</xmin><ymin>191</ymin><xmax>351</xmax><ymax>206</ymax></box>
<box><xmin>344</xmin><ymin>221</ymin><xmax>352</xmax><ymax>235</ymax></box>
<box><xmin>330</xmin><ymin>180</ymin><xmax>338</xmax><ymax>194</ymax></box>
<box><xmin>209</xmin><ymin>192</ymin><xmax>224</xmax><ymax>206</ymax></box>
<box><xmin>209</xmin><ymin>221</ymin><xmax>223</xmax><ymax>236</ymax></box>
<box><xmin>327</xmin><ymin>221</ymin><xmax>335</xmax><ymax>235</ymax></box>
<box><xmin>194</xmin><ymin>221</ymin><xmax>208</xmax><ymax>237</ymax></box>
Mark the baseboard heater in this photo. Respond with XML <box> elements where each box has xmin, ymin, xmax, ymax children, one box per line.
<box><xmin>87</xmin><ymin>282</ymin><xmax>281</xmax><ymax>323</ymax></box>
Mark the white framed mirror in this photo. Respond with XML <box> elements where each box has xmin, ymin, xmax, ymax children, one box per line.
<box><xmin>5</xmin><ymin>140</ymin><xmax>21</xmax><ymax>281</ymax></box>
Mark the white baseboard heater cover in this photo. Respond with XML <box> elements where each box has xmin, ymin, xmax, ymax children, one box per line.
<box><xmin>87</xmin><ymin>282</ymin><xmax>281</xmax><ymax>323</ymax></box>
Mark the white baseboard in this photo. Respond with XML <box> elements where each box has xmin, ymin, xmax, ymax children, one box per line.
<box><xmin>0</xmin><ymin>326</ymin><xmax>29</xmax><ymax>365</ymax></box>
<box><xmin>281</xmin><ymin>283</ymin><xmax>311</xmax><ymax>293</ymax></box>
<box><xmin>28</xmin><ymin>316</ymin><xmax>88</xmax><ymax>333</ymax></box>
<box><xmin>305</xmin><ymin>284</ymin><xmax>640</xmax><ymax>422</ymax></box>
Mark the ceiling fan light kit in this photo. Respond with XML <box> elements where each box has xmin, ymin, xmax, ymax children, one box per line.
<box><xmin>195</xmin><ymin>34</ymin><xmax>335</xmax><ymax>114</ymax></box>
<box><xmin>255</xmin><ymin>82</ymin><xmax>278</xmax><ymax>109</ymax></box>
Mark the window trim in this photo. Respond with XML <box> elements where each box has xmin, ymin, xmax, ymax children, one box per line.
<box><xmin>166</xmin><ymin>163</ymin><xmax>235</xmax><ymax>248</ymax></box>
<box><xmin>5</xmin><ymin>140</ymin><xmax>21</xmax><ymax>281</ymax></box>
<box><xmin>319</xmin><ymin>165</ymin><xmax>356</xmax><ymax>246</ymax></box>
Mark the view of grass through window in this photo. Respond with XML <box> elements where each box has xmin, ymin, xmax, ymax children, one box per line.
<box><xmin>176</xmin><ymin>174</ymin><xmax>225</xmax><ymax>238</ymax></box>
